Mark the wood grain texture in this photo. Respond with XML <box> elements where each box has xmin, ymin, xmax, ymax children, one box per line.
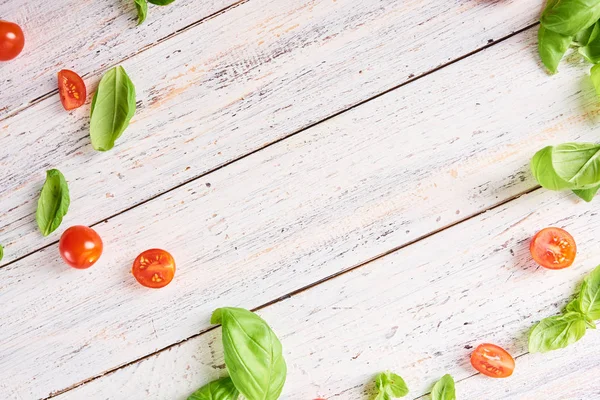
<box><xmin>0</xmin><ymin>0</ymin><xmax>540</xmax><ymax>265</ymax></box>
<box><xmin>1</xmin><ymin>28</ymin><xmax>598</xmax><ymax>399</ymax></box>
<box><xmin>0</xmin><ymin>0</ymin><xmax>237</xmax><ymax>118</ymax></box>
<box><xmin>53</xmin><ymin>188</ymin><xmax>600</xmax><ymax>399</ymax></box>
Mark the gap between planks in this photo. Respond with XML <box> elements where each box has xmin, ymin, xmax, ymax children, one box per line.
<box><xmin>0</xmin><ymin>21</ymin><xmax>539</xmax><ymax>274</ymax></box>
<box><xmin>0</xmin><ymin>0</ymin><xmax>250</xmax><ymax>124</ymax></box>
<box><xmin>43</xmin><ymin>180</ymin><xmax>542</xmax><ymax>399</ymax></box>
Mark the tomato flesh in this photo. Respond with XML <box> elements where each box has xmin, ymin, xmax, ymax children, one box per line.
<box><xmin>0</xmin><ymin>21</ymin><xmax>24</xmax><ymax>61</ymax></box>
<box><xmin>530</xmin><ymin>227</ymin><xmax>576</xmax><ymax>270</ymax></box>
<box><xmin>132</xmin><ymin>249</ymin><xmax>176</xmax><ymax>288</ymax></box>
<box><xmin>470</xmin><ymin>343</ymin><xmax>515</xmax><ymax>378</ymax></box>
<box><xmin>58</xmin><ymin>69</ymin><xmax>87</xmax><ymax>110</ymax></box>
<box><xmin>59</xmin><ymin>226</ymin><xmax>103</xmax><ymax>269</ymax></box>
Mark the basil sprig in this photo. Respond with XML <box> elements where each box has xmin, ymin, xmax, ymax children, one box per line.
<box><xmin>187</xmin><ymin>376</ymin><xmax>239</xmax><ymax>400</ymax></box>
<box><xmin>374</xmin><ymin>371</ymin><xmax>408</xmax><ymax>400</ymax></box>
<box><xmin>529</xmin><ymin>264</ymin><xmax>600</xmax><ymax>352</ymax></box>
<box><xmin>431</xmin><ymin>374</ymin><xmax>455</xmax><ymax>400</ymax></box>
<box><xmin>530</xmin><ymin>143</ymin><xmax>600</xmax><ymax>202</ymax></box>
<box><xmin>36</xmin><ymin>169</ymin><xmax>70</xmax><ymax>236</ymax></box>
<box><xmin>90</xmin><ymin>66</ymin><xmax>136</xmax><ymax>151</ymax></box>
<box><xmin>211</xmin><ymin>307</ymin><xmax>286</xmax><ymax>400</ymax></box>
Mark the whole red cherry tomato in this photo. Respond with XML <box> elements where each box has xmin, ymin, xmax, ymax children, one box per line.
<box><xmin>59</xmin><ymin>226</ymin><xmax>103</xmax><ymax>269</ymax></box>
<box><xmin>530</xmin><ymin>227</ymin><xmax>576</xmax><ymax>270</ymax></box>
<box><xmin>470</xmin><ymin>343</ymin><xmax>515</xmax><ymax>378</ymax></box>
<box><xmin>58</xmin><ymin>70</ymin><xmax>86</xmax><ymax>110</ymax></box>
<box><xmin>0</xmin><ymin>21</ymin><xmax>24</xmax><ymax>61</ymax></box>
<box><xmin>132</xmin><ymin>249</ymin><xmax>176</xmax><ymax>288</ymax></box>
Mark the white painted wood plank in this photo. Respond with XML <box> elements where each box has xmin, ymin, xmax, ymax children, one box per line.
<box><xmin>54</xmin><ymin>188</ymin><xmax>600</xmax><ymax>399</ymax></box>
<box><xmin>0</xmin><ymin>0</ymin><xmax>237</xmax><ymax>118</ymax></box>
<box><xmin>0</xmin><ymin>0</ymin><xmax>540</xmax><ymax>264</ymax></box>
<box><xmin>0</xmin><ymin>28</ymin><xmax>596</xmax><ymax>399</ymax></box>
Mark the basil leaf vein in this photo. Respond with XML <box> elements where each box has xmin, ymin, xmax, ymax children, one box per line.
<box><xmin>187</xmin><ymin>376</ymin><xmax>239</xmax><ymax>400</ymax></box>
<box><xmin>431</xmin><ymin>374</ymin><xmax>455</xmax><ymax>400</ymax></box>
<box><xmin>90</xmin><ymin>66</ymin><xmax>136</xmax><ymax>151</ymax></box>
<box><xmin>36</xmin><ymin>169</ymin><xmax>70</xmax><ymax>236</ymax></box>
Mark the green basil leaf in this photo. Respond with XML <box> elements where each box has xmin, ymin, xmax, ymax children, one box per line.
<box><xmin>531</xmin><ymin>143</ymin><xmax>600</xmax><ymax>192</ymax></box>
<box><xmin>579</xmin><ymin>22</ymin><xmax>600</xmax><ymax>62</ymax></box>
<box><xmin>578</xmin><ymin>264</ymin><xmax>600</xmax><ymax>320</ymax></box>
<box><xmin>538</xmin><ymin>25</ymin><xmax>572</xmax><ymax>74</ymax></box>
<box><xmin>0</xmin><ymin>245</ymin><xmax>3</xmax><ymax>262</ymax></box>
<box><xmin>374</xmin><ymin>371</ymin><xmax>409</xmax><ymax>400</ymax></box>
<box><xmin>211</xmin><ymin>307</ymin><xmax>286</xmax><ymax>400</ymax></box>
<box><xmin>148</xmin><ymin>0</ymin><xmax>175</xmax><ymax>5</ymax></box>
<box><xmin>187</xmin><ymin>376</ymin><xmax>239</xmax><ymax>400</ymax></box>
<box><xmin>591</xmin><ymin>64</ymin><xmax>600</xmax><ymax>97</ymax></box>
<box><xmin>134</xmin><ymin>0</ymin><xmax>148</xmax><ymax>25</ymax></box>
<box><xmin>565</xmin><ymin>297</ymin><xmax>582</xmax><ymax>313</ymax></box>
<box><xmin>573</xmin><ymin>22</ymin><xmax>598</xmax><ymax>46</ymax></box>
<box><xmin>528</xmin><ymin>312</ymin><xmax>587</xmax><ymax>353</ymax></box>
<box><xmin>431</xmin><ymin>374</ymin><xmax>455</xmax><ymax>400</ymax></box>
<box><xmin>573</xmin><ymin>184</ymin><xmax>600</xmax><ymax>202</ymax></box>
<box><xmin>541</xmin><ymin>0</ymin><xmax>600</xmax><ymax>36</ymax></box>
<box><xmin>90</xmin><ymin>66</ymin><xmax>136</xmax><ymax>151</ymax></box>
<box><xmin>36</xmin><ymin>169</ymin><xmax>70</xmax><ymax>236</ymax></box>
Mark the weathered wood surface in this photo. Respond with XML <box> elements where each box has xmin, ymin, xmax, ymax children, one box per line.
<box><xmin>2</xmin><ymin>26</ymin><xmax>598</xmax><ymax>399</ymax></box>
<box><xmin>0</xmin><ymin>0</ymin><xmax>238</xmax><ymax>118</ymax></box>
<box><xmin>0</xmin><ymin>0</ymin><xmax>540</xmax><ymax>265</ymax></box>
<box><xmin>54</xmin><ymin>188</ymin><xmax>600</xmax><ymax>399</ymax></box>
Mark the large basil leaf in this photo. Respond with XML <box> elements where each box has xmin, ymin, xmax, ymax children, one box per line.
<box><xmin>211</xmin><ymin>308</ymin><xmax>286</xmax><ymax>400</ymax></box>
<box><xmin>374</xmin><ymin>371</ymin><xmax>409</xmax><ymax>400</ymax></box>
<box><xmin>36</xmin><ymin>169</ymin><xmax>70</xmax><ymax>236</ymax></box>
<box><xmin>148</xmin><ymin>0</ymin><xmax>175</xmax><ymax>5</ymax></box>
<box><xmin>541</xmin><ymin>0</ymin><xmax>600</xmax><ymax>36</ymax></box>
<box><xmin>529</xmin><ymin>312</ymin><xmax>587</xmax><ymax>353</ymax></box>
<box><xmin>134</xmin><ymin>0</ymin><xmax>148</xmax><ymax>25</ymax></box>
<box><xmin>578</xmin><ymin>264</ymin><xmax>600</xmax><ymax>320</ymax></box>
<box><xmin>187</xmin><ymin>376</ymin><xmax>239</xmax><ymax>400</ymax></box>
<box><xmin>431</xmin><ymin>374</ymin><xmax>455</xmax><ymax>400</ymax></box>
<box><xmin>538</xmin><ymin>25</ymin><xmax>572</xmax><ymax>74</ymax></box>
<box><xmin>89</xmin><ymin>66</ymin><xmax>136</xmax><ymax>151</ymax></box>
<box><xmin>531</xmin><ymin>143</ymin><xmax>600</xmax><ymax>201</ymax></box>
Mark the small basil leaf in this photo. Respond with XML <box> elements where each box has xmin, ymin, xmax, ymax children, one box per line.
<box><xmin>36</xmin><ymin>169</ymin><xmax>70</xmax><ymax>237</ymax></box>
<box><xmin>565</xmin><ymin>298</ymin><xmax>582</xmax><ymax>313</ymax></box>
<box><xmin>90</xmin><ymin>66</ymin><xmax>136</xmax><ymax>151</ymax></box>
<box><xmin>0</xmin><ymin>245</ymin><xmax>3</xmax><ymax>262</ymax></box>
<box><xmin>573</xmin><ymin>22</ymin><xmax>598</xmax><ymax>46</ymax></box>
<box><xmin>573</xmin><ymin>184</ymin><xmax>600</xmax><ymax>202</ymax></box>
<box><xmin>212</xmin><ymin>307</ymin><xmax>286</xmax><ymax>400</ymax></box>
<box><xmin>528</xmin><ymin>312</ymin><xmax>587</xmax><ymax>353</ymax></box>
<box><xmin>538</xmin><ymin>25</ymin><xmax>572</xmax><ymax>74</ymax></box>
<box><xmin>578</xmin><ymin>264</ymin><xmax>600</xmax><ymax>320</ymax></box>
<box><xmin>431</xmin><ymin>374</ymin><xmax>455</xmax><ymax>400</ymax></box>
<box><xmin>148</xmin><ymin>0</ymin><xmax>175</xmax><ymax>5</ymax></box>
<box><xmin>591</xmin><ymin>64</ymin><xmax>600</xmax><ymax>97</ymax></box>
<box><xmin>134</xmin><ymin>0</ymin><xmax>148</xmax><ymax>25</ymax></box>
<box><xmin>531</xmin><ymin>143</ymin><xmax>600</xmax><ymax>192</ymax></box>
<box><xmin>579</xmin><ymin>23</ymin><xmax>600</xmax><ymax>62</ymax></box>
<box><xmin>374</xmin><ymin>371</ymin><xmax>409</xmax><ymax>399</ymax></box>
<box><xmin>187</xmin><ymin>376</ymin><xmax>239</xmax><ymax>400</ymax></box>
<box><xmin>541</xmin><ymin>0</ymin><xmax>600</xmax><ymax>36</ymax></box>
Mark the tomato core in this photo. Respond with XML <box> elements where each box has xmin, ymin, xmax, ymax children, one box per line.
<box><xmin>530</xmin><ymin>227</ymin><xmax>576</xmax><ymax>270</ymax></box>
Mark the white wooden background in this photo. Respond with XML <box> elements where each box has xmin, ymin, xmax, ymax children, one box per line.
<box><xmin>1</xmin><ymin>0</ymin><xmax>599</xmax><ymax>399</ymax></box>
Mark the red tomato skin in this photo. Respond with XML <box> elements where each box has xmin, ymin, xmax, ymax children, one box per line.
<box><xmin>530</xmin><ymin>227</ymin><xmax>576</xmax><ymax>270</ymax></box>
<box><xmin>0</xmin><ymin>21</ymin><xmax>24</xmax><ymax>61</ymax></box>
<box><xmin>132</xmin><ymin>249</ymin><xmax>176</xmax><ymax>289</ymax></box>
<box><xmin>58</xmin><ymin>69</ymin><xmax>87</xmax><ymax>110</ymax></box>
<box><xmin>470</xmin><ymin>343</ymin><xmax>515</xmax><ymax>378</ymax></box>
<box><xmin>59</xmin><ymin>226</ymin><xmax>103</xmax><ymax>269</ymax></box>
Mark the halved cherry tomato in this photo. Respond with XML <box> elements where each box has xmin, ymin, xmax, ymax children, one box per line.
<box><xmin>59</xmin><ymin>226</ymin><xmax>103</xmax><ymax>269</ymax></box>
<box><xmin>530</xmin><ymin>227</ymin><xmax>576</xmax><ymax>270</ymax></box>
<box><xmin>0</xmin><ymin>21</ymin><xmax>24</xmax><ymax>61</ymax></box>
<box><xmin>470</xmin><ymin>343</ymin><xmax>515</xmax><ymax>378</ymax></box>
<box><xmin>132</xmin><ymin>249</ymin><xmax>176</xmax><ymax>288</ymax></box>
<box><xmin>58</xmin><ymin>70</ymin><xmax>86</xmax><ymax>110</ymax></box>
